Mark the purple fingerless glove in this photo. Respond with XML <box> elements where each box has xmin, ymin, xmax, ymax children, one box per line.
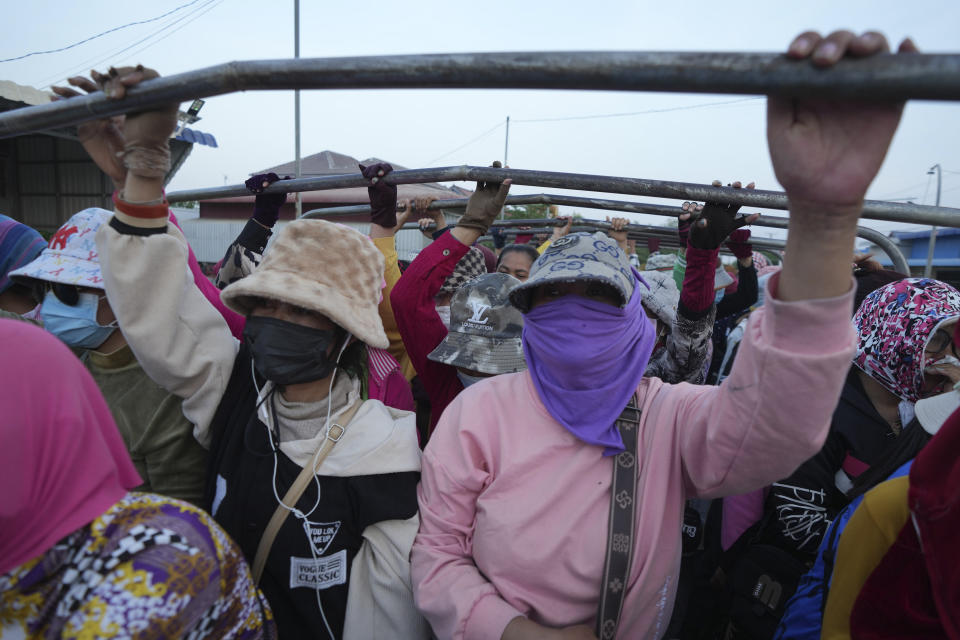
<box><xmin>360</xmin><ymin>162</ymin><xmax>398</xmax><ymax>228</ymax></box>
<box><xmin>725</xmin><ymin>229</ymin><xmax>754</xmax><ymax>259</ymax></box>
<box><xmin>245</xmin><ymin>172</ymin><xmax>289</xmax><ymax>228</ymax></box>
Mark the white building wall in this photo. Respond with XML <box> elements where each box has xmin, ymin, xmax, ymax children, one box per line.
<box><xmin>178</xmin><ymin>218</ymin><xmax>434</xmax><ymax>264</ymax></box>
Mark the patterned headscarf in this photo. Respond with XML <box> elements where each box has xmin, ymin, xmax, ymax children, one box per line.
<box><xmin>853</xmin><ymin>278</ymin><xmax>960</xmax><ymax>402</ymax></box>
<box><xmin>751</xmin><ymin>251</ymin><xmax>770</xmax><ymax>270</ymax></box>
<box><xmin>438</xmin><ymin>246</ymin><xmax>486</xmax><ymax>297</ymax></box>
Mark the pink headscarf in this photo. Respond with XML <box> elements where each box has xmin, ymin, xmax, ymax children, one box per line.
<box><xmin>0</xmin><ymin>320</ymin><xmax>141</xmax><ymax>575</ymax></box>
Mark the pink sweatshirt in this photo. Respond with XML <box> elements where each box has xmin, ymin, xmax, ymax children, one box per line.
<box><xmin>411</xmin><ymin>276</ymin><xmax>856</xmax><ymax>639</ymax></box>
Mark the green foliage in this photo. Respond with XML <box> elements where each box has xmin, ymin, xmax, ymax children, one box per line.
<box><xmin>502</xmin><ymin>203</ymin><xmax>548</xmax><ymax>220</ymax></box>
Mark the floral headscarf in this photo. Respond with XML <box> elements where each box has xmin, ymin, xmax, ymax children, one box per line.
<box><xmin>853</xmin><ymin>278</ymin><xmax>960</xmax><ymax>402</ymax></box>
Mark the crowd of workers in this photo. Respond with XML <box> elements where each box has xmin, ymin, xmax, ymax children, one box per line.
<box><xmin>1</xmin><ymin>29</ymin><xmax>957</xmax><ymax>640</ymax></box>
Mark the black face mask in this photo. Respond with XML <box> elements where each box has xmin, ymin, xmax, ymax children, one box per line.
<box><xmin>243</xmin><ymin>316</ymin><xmax>343</xmax><ymax>386</ymax></box>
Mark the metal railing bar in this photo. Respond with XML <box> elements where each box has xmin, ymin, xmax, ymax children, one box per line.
<box><xmin>2</xmin><ymin>51</ymin><xmax>957</xmax><ymax>138</ymax></box>
<box><xmin>170</xmin><ymin>166</ymin><xmax>960</xmax><ymax>227</ymax></box>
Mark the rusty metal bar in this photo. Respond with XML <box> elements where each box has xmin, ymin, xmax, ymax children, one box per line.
<box><xmin>467</xmin><ymin>223</ymin><xmax>788</xmax><ymax>251</ymax></box>
<box><xmin>303</xmin><ymin>191</ymin><xmax>910</xmax><ymax>273</ymax></box>
<box><xmin>174</xmin><ymin>166</ymin><xmax>959</xmax><ymax>228</ymax></box>
<box><xmin>2</xmin><ymin>52</ymin><xmax>958</xmax><ymax>137</ymax></box>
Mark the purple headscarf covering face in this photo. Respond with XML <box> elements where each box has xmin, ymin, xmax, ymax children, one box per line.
<box><xmin>853</xmin><ymin>278</ymin><xmax>960</xmax><ymax>403</ymax></box>
<box><xmin>522</xmin><ymin>277</ymin><xmax>656</xmax><ymax>455</ymax></box>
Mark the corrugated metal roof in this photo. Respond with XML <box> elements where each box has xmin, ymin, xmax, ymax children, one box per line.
<box><xmin>175</xmin><ymin>127</ymin><xmax>218</xmax><ymax>148</ymax></box>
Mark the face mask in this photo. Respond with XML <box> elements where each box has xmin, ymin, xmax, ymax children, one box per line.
<box><xmin>21</xmin><ymin>304</ymin><xmax>41</xmax><ymax>322</ymax></box>
<box><xmin>457</xmin><ymin>370</ymin><xmax>485</xmax><ymax>388</ymax></box>
<box><xmin>436</xmin><ymin>304</ymin><xmax>451</xmax><ymax>327</ymax></box>
<box><xmin>243</xmin><ymin>315</ymin><xmax>342</xmax><ymax>386</ymax></box>
<box><xmin>41</xmin><ymin>290</ymin><xmax>117</xmax><ymax>349</ymax></box>
<box><xmin>714</xmin><ymin>290</ymin><xmax>725</xmax><ymax>305</ymax></box>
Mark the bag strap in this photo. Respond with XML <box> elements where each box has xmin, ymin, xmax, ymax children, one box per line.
<box><xmin>596</xmin><ymin>394</ymin><xmax>641</xmax><ymax>640</ymax></box>
<box><xmin>251</xmin><ymin>398</ymin><xmax>364</xmax><ymax>584</ymax></box>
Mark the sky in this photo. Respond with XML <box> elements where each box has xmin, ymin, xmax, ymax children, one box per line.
<box><xmin>3</xmin><ymin>0</ymin><xmax>958</xmax><ymax>249</ymax></box>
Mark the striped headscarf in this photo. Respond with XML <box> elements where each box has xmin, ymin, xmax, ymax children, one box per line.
<box><xmin>0</xmin><ymin>215</ymin><xmax>45</xmax><ymax>294</ymax></box>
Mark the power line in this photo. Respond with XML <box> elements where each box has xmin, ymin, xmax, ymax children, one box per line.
<box><xmin>37</xmin><ymin>0</ymin><xmax>222</xmax><ymax>89</ymax></box>
<box><xmin>114</xmin><ymin>0</ymin><xmax>225</xmax><ymax>66</ymax></box>
<box><xmin>876</xmin><ymin>179</ymin><xmax>936</xmax><ymax>200</ymax></box>
<box><xmin>34</xmin><ymin>5</ymin><xmax>200</xmax><ymax>89</ymax></box>
<box><xmin>427</xmin><ymin>120</ymin><xmax>504</xmax><ymax>165</ymax></box>
<box><xmin>0</xmin><ymin>0</ymin><xmax>207</xmax><ymax>63</ymax></box>
<box><xmin>920</xmin><ymin>172</ymin><xmax>934</xmax><ymax>204</ymax></box>
<box><xmin>512</xmin><ymin>97</ymin><xmax>762</xmax><ymax>123</ymax></box>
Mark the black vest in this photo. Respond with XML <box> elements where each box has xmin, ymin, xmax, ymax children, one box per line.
<box><xmin>205</xmin><ymin>344</ymin><xmax>420</xmax><ymax>639</ymax></box>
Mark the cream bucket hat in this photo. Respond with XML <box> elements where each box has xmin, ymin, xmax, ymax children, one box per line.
<box><xmin>221</xmin><ymin>219</ymin><xmax>389</xmax><ymax>349</ymax></box>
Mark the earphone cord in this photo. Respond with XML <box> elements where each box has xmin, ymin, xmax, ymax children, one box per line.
<box><xmin>253</xmin><ymin>334</ymin><xmax>352</xmax><ymax>640</ymax></box>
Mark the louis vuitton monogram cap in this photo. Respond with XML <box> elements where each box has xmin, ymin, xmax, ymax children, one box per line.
<box><xmin>427</xmin><ymin>272</ymin><xmax>526</xmax><ymax>375</ymax></box>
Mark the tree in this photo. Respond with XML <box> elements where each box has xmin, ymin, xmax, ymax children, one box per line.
<box><xmin>502</xmin><ymin>203</ymin><xmax>549</xmax><ymax>220</ymax></box>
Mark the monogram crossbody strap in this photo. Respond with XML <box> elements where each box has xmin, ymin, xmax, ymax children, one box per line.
<box><xmin>595</xmin><ymin>394</ymin><xmax>641</xmax><ymax>640</ymax></box>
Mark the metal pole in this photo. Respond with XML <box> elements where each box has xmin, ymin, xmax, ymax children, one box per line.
<box><xmin>751</xmin><ymin>214</ymin><xmax>910</xmax><ymax>275</ymax></box>
<box><xmin>3</xmin><ymin>52</ymin><xmax>960</xmax><ymax>138</ymax></box>
<box><xmin>171</xmin><ymin>165</ymin><xmax>960</xmax><ymax>228</ymax></box>
<box><xmin>500</xmin><ymin>115</ymin><xmax>510</xmax><ymax>221</ymax></box>
<box><xmin>303</xmin><ymin>195</ymin><xmax>910</xmax><ymax>273</ymax></box>
<box><xmin>504</xmin><ymin>116</ymin><xmax>510</xmax><ymax>167</ymax></box>
<box><xmin>924</xmin><ymin>164</ymin><xmax>942</xmax><ymax>278</ymax></box>
<box><xmin>410</xmin><ymin>219</ymin><xmax>788</xmax><ymax>250</ymax></box>
<box><xmin>294</xmin><ymin>0</ymin><xmax>302</xmax><ymax>218</ymax></box>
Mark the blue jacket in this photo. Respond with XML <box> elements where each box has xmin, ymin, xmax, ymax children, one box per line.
<box><xmin>773</xmin><ymin>461</ymin><xmax>913</xmax><ymax>640</ymax></box>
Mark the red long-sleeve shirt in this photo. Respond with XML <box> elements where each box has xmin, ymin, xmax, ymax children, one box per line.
<box><xmin>390</xmin><ymin>232</ymin><xmax>469</xmax><ymax>435</ymax></box>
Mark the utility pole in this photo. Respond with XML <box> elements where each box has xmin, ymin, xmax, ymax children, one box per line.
<box><xmin>500</xmin><ymin>116</ymin><xmax>510</xmax><ymax>220</ymax></box>
<box><xmin>924</xmin><ymin>164</ymin><xmax>941</xmax><ymax>278</ymax></box>
<box><xmin>503</xmin><ymin>115</ymin><xmax>510</xmax><ymax>166</ymax></box>
<box><xmin>294</xmin><ymin>0</ymin><xmax>302</xmax><ymax>218</ymax></box>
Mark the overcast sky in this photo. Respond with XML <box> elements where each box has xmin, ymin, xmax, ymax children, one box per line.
<box><xmin>3</xmin><ymin>0</ymin><xmax>958</xmax><ymax>245</ymax></box>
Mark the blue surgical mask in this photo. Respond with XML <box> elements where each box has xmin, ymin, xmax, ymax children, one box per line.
<box><xmin>714</xmin><ymin>290</ymin><xmax>725</xmax><ymax>305</ymax></box>
<box><xmin>41</xmin><ymin>290</ymin><xmax>117</xmax><ymax>349</ymax></box>
<box><xmin>456</xmin><ymin>371</ymin><xmax>486</xmax><ymax>388</ymax></box>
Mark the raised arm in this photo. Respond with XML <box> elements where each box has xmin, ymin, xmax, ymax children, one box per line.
<box><xmin>671</xmin><ymin>30</ymin><xmax>915</xmax><ymax>497</ymax></box>
<box><xmin>772</xmin><ymin>31</ymin><xmax>915</xmax><ymax>301</ymax></box>
<box><xmin>390</xmin><ymin>163</ymin><xmax>510</xmax><ymax>431</ymax></box>
<box><xmin>67</xmin><ymin>66</ymin><xmax>239</xmax><ymax>446</ymax></box>
<box><xmin>365</xmin><ymin>162</ymin><xmax>418</xmax><ymax>381</ymax></box>
<box><xmin>214</xmin><ymin>172</ymin><xmax>289</xmax><ymax>290</ymax></box>
<box><xmin>646</xmin><ymin>183</ymin><xmax>757</xmax><ymax>384</ymax></box>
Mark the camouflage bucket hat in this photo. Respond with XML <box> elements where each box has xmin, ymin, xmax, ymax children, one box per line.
<box><xmin>509</xmin><ymin>232</ymin><xmax>637</xmax><ymax>314</ymax></box>
<box><xmin>427</xmin><ymin>272</ymin><xmax>526</xmax><ymax>375</ymax></box>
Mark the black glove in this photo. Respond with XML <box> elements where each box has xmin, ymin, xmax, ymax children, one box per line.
<box><xmin>491</xmin><ymin>226</ymin><xmax>508</xmax><ymax>250</ymax></box>
<box><xmin>687</xmin><ymin>200</ymin><xmax>751</xmax><ymax>250</ymax></box>
<box><xmin>245</xmin><ymin>172</ymin><xmax>290</xmax><ymax>228</ymax></box>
